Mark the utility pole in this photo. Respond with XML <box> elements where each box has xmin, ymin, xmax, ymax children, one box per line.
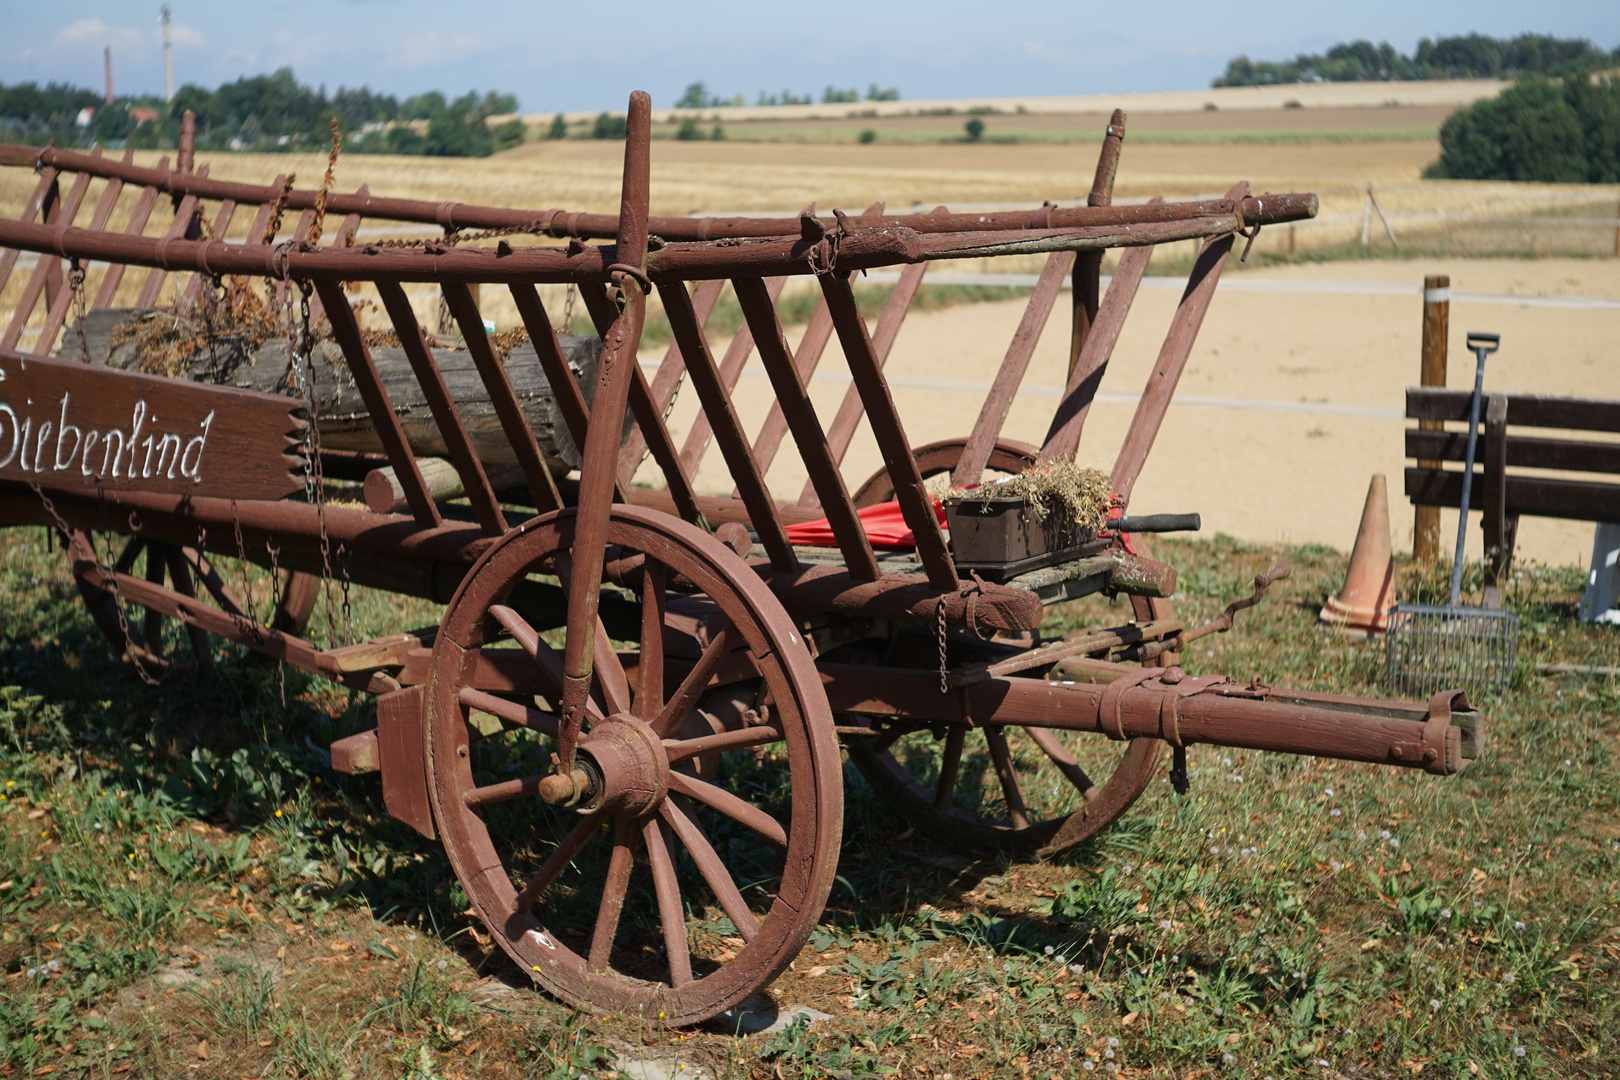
<box><xmin>161</xmin><ymin>5</ymin><xmax>174</xmax><ymax>104</ymax></box>
<box><xmin>104</xmin><ymin>46</ymin><xmax>114</xmax><ymax>104</ymax></box>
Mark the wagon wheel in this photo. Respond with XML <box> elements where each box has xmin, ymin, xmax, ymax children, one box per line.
<box><xmin>67</xmin><ymin>530</ymin><xmax>317</xmax><ymax>680</ymax></box>
<box><xmin>425</xmin><ymin>505</ymin><xmax>842</xmax><ymax>1025</ymax></box>
<box><xmin>847</xmin><ymin>437</ymin><xmax>1167</xmax><ymax>858</ymax></box>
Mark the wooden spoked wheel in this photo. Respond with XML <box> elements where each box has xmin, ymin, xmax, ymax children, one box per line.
<box><xmin>847</xmin><ymin>437</ymin><xmax>1167</xmax><ymax>857</ymax></box>
<box><xmin>68</xmin><ymin>530</ymin><xmax>317</xmax><ymax>679</ymax></box>
<box><xmin>425</xmin><ymin>506</ymin><xmax>842</xmax><ymax>1025</ymax></box>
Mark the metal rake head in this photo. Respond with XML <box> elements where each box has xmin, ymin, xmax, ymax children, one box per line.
<box><xmin>1386</xmin><ymin>602</ymin><xmax>1520</xmax><ymax>697</ymax></box>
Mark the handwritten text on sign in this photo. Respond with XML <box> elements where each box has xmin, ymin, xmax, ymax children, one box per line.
<box><xmin>0</xmin><ymin>349</ymin><xmax>306</xmax><ymax>501</ymax></box>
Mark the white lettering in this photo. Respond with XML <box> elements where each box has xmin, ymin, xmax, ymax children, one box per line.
<box><xmin>180</xmin><ymin>410</ymin><xmax>214</xmax><ymax>483</ymax></box>
<box><xmin>18</xmin><ymin>416</ymin><xmax>33</xmax><ymax>472</ymax></box>
<box><xmin>122</xmin><ymin>400</ymin><xmax>147</xmax><ymax>479</ymax></box>
<box><xmin>33</xmin><ymin>421</ymin><xmax>52</xmax><ymax>474</ymax></box>
<box><xmin>140</xmin><ymin>433</ymin><xmax>155</xmax><ymax>478</ymax></box>
<box><xmin>0</xmin><ymin>404</ymin><xmax>18</xmax><ymax>468</ymax></box>
<box><xmin>53</xmin><ymin>394</ymin><xmax>81</xmax><ymax>471</ymax></box>
<box><xmin>80</xmin><ymin>430</ymin><xmax>100</xmax><ymax>476</ymax></box>
<box><xmin>154</xmin><ymin>433</ymin><xmax>182</xmax><ymax>478</ymax></box>
<box><xmin>100</xmin><ymin>429</ymin><xmax>124</xmax><ymax>478</ymax></box>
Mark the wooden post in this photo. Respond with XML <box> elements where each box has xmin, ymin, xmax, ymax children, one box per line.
<box><xmin>1614</xmin><ymin>196</ymin><xmax>1619</xmax><ymax>256</ymax></box>
<box><xmin>1413</xmin><ymin>274</ymin><xmax>1449</xmax><ymax>566</ymax></box>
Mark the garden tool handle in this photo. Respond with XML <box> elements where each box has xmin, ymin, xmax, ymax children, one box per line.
<box><xmin>1104</xmin><ymin>513</ymin><xmax>1202</xmax><ymax>534</ymax></box>
<box><xmin>1451</xmin><ymin>333</ymin><xmax>1497</xmax><ymax>605</ymax></box>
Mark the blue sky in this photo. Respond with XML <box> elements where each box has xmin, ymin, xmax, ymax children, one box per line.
<box><xmin>4</xmin><ymin>2</ymin><xmax>1616</xmax><ymax>112</ymax></box>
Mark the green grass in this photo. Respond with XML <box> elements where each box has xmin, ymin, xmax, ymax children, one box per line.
<box><xmin>0</xmin><ymin>527</ymin><xmax>1615</xmax><ymax>1077</ymax></box>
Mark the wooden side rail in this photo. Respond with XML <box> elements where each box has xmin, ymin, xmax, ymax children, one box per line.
<box><xmin>1404</xmin><ymin>387</ymin><xmax>1620</xmax><ymax>585</ymax></box>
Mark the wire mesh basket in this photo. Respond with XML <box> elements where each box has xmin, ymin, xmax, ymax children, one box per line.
<box><xmin>1385</xmin><ymin>602</ymin><xmax>1520</xmax><ymax>697</ymax></box>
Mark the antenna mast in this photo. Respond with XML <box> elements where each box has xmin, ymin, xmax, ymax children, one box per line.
<box><xmin>161</xmin><ymin>5</ymin><xmax>173</xmax><ymax>103</ymax></box>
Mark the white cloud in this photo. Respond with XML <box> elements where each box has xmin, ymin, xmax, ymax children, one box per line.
<box><xmin>19</xmin><ymin>17</ymin><xmax>146</xmax><ymax>63</ymax></box>
<box><xmin>169</xmin><ymin>23</ymin><xmax>208</xmax><ymax>50</ymax></box>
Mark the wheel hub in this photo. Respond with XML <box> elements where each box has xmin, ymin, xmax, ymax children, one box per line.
<box><xmin>541</xmin><ymin>714</ymin><xmax>669</xmax><ymax>816</ymax></box>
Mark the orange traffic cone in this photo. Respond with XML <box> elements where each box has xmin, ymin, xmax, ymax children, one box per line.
<box><xmin>1320</xmin><ymin>474</ymin><xmax>1395</xmax><ymax>636</ymax></box>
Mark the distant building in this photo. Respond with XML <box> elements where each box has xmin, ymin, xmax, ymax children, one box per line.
<box><xmin>75</xmin><ymin>107</ymin><xmax>95</xmax><ymax>129</ymax></box>
<box><xmin>130</xmin><ymin>107</ymin><xmax>161</xmax><ymax>125</ymax></box>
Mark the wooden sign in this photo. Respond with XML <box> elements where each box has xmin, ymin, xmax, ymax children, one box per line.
<box><xmin>0</xmin><ymin>347</ymin><xmax>307</xmax><ymax>501</ymax></box>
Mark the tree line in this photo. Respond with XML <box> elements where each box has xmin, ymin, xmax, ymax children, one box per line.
<box><xmin>1216</xmin><ymin>34</ymin><xmax>1617</xmax><ymax>87</ymax></box>
<box><xmin>1427</xmin><ymin>73</ymin><xmax>1620</xmax><ymax>183</ymax></box>
<box><xmin>0</xmin><ymin>68</ymin><xmax>525</xmax><ymax>157</ymax></box>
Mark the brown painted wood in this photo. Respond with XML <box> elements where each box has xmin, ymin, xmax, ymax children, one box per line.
<box><xmin>618</xmin><ymin>276</ymin><xmax>724</xmax><ymax>482</ymax></box>
<box><xmin>1405</xmin><ymin>467</ymin><xmax>1620</xmax><ymax>524</ymax></box>
<box><xmin>0</xmin><ymin>345</ymin><xmax>304</xmax><ymax>499</ymax></box>
<box><xmin>658</xmin><ymin>280</ymin><xmax>795</xmax><ymax>569</ymax></box>
<box><xmin>1414</xmin><ymin>273</ymin><xmax>1449</xmax><ymax>566</ymax></box>
<box><xmin>1110</xmin><ymin>182</ymin><xmax>1246</xmax><ymax>506</ymax></box>
<box><xmin>507</xmin><ymin>284</ymin><xmax>594</xmax><ymax>455</ymax></box>
<box><xmin>375</xmin><ymin>280</ymin><xmax>509</xmax><ymax>533</ymax></box>
<box><xmin>735</xmin><ymin>275</ymin><xmax>880</xmax><ymax>580</ymax></box>
<box><xmin>314</xmin><ymin>279</ymin><xmax>441</xmax><ymax>527</ymax></box>
<box><xmin>179</xmin><ymin>197</ymin><xmax>238</xmax><ymax>306</ymax></box>
<box><xmin>135</xmin><ymin>164</ymin><xmax>208</xmax><ymax>309</ymax></box>
<box><xmin>37</xmin><ymin>155</ymin><xmax>128</xmax><ymax>356</ymax></box>
<box><xmin>0</xmin><ymin>167</ymin><xmax>57</xmax><ymax>296</ymax></box>
<box><xmin>1404</xmin><ymin>430</ymin><xmax>1620</xmax><ymax>474</ymax></box>
<box><xmin>1482</xmin><ymin>393</ymin><xmax>1510</xmax><ymax>586</ymax></box>
<box><xmin>440</xmin><ymin>281</ymin><xmax>562</xmax><ymax>515</ymax></box>
<box><xmin>681</xmin><ymin>276</ymin><xmax>787</xmax><ymax>478</ymax></box>
<box><xmin>748</xmin><ymin>200</ymin><xmax>886</xmax><ymax>490</ymax></box>
<box><xmin>952</xmin><ymin>250</ymin><xmax>1075</xmax><ymax>487</ymax></box>
<box><xmin>243</xmin><ymin>173</ymin><xmax>289</xmax><ymax>244</ymax></box>
<box><xmin>304</xmin><ymin>185</ymin><xmax>368</xmax><ymax>326</ymax></box>
<box><xmin>578</xmin><ymin>283</ymin><xmax>703</xmax><ymax>523</ymax></box>
<box><xmin>1039</xmin><ymin>240</ymin><xmax>1155</xmax><ymax>464</ymax></box>
<box><xmin>1070</xmin><ymin>110</ymin><xmax>1125</xmax><ymax>378</ymax></box>
<box><xmin>94</xmin><ymin>159</ymin><xmax>166</xmax><ymax>309</ymax></box>
<box><xmin>2</xmin><ymin>169</ymin><xmax>92</xmax><ymax>350</ymax></box>
<box><xmin>820</xmin><ymin>272</ymin><xmax>956</xmax><ymax>589</ymax></box>
<box><xmin>800</xmin><ymin>258</ymin><xmax>929</xmax><ymax>506</ymax></box>
<box><xmin>1407</xmin><ymin>388</ymin><xmax>1620</xmax><ymax>432</ymax></box>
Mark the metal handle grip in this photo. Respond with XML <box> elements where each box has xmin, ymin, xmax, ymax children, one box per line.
<box><xmin>1105</xmin><ymin>513</ymin><xmax>1201</xmax><ymax>534</ymax></box>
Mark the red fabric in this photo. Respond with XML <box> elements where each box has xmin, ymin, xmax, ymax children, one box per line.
<box><xmin>784</xmin><ymin>498</ymin><xmax>947</xmax><ymax>550</ymax></box>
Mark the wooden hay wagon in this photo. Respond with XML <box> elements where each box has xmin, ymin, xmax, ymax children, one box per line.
<box><xmin>0</xmin><ymin>93</ymin><xmax>1483</xmax><ymax>1025</ymax></box>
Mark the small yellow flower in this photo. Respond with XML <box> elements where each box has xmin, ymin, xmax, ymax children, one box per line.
<box><xmin>275</xmin><ymin>810</ymin><xmax>283</xmax><ymax>818</ymax></box>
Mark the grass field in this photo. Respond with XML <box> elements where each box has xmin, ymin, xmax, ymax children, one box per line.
<box><xmin>1</xmin><ymin>527</ymin><xmax>1616</xmax><ymax>1079</ymax></box>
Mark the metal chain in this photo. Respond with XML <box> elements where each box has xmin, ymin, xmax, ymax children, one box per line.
<box><xmin>230</xmin><ymin>501</ymin><xmax>262</xmax><ymax>647</ymax></box>
<box><xmin>936</xmin><ymin>596</ymin><xmax>949</xmax><ymax>694</ymax></box>
<box><xmin>337</xmin><ymin>542</ymin><xmax>353</xmax><ymax>647</ymax></box>
<box><xmin>68</xmin><ymin>260</ymin><xmax>91</xmax><ymax>364</ymax></box>
<box><xmin>562</xmin><ymin>285</ymin><xmax>577</xmax><ymax>337</ymax></box>
<box><xmin>285</xmin><ymin>278</ymin><xmax>337</xmax><ymax>646</ymax></box>
<box><xmin>88</xmin><ymin>493</ymin><xmax>162</xmax><ymax>687</ymax></box>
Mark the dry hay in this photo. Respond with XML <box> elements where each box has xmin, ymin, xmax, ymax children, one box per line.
<box><xmin>944</xmin><ymin>462</ymin><xmax>1113</xmax><ymax>528</ymax></box>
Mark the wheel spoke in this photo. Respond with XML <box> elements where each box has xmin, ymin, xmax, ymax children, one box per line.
<box><xmin>652</xmin><ymin>624</ymin><xmax>734</xmax><ymax>738</ymax></box>
<box><xmin>178</xmin><ymin>548</ymin><xmax>246</xmax><ymax>618</ymax></box>
<box><xmin>489</xmin><ymin>604</ymin><xmax>571</xmax><ymax>696</ymax></box>
<box><xmin>588</xmin><ymin>817</ymin><xmax>639</xmax><ymax>970</ymax></box>
<box><xmin>459</xmin><ymin>688</ymin><xmax>561</xmax><ymax>737</ymax></box>
<box><xmin>667</xmin><ymin>770</ymin><xmax>787</xmax><ymax>849</ymax></box>
<box><xmin>661</xmin><ymin>798</ymin><xmax>761</xmax><ymax>943</ymax></box>
<box><xmin>514</xmin><ymin>809</ymin><xmax>609</xmax><ymax>912</ymax></box>
<box><xmin>664</xmin><ymin>724</ymin><xmax>784</xmax><ymax>764</ymax></box>
<box><xmin>464</xmin><ymin>773</ymin><xmax>545</xmax><ymax>808</ymax></box>
<box><xmin>643</xmin><ymin>817</ymin><xmax>693</xmax><ymax>988</ymax></box>
<box><xmin>984</xmin><ymin>727</ymin><xmax>1031</xmax><ymax>830</ymax></box>
<box><xmin>113</xmin><ymin>536</ymin><xmax>145</xmax><ymax>575</ymax></box>
<box><xmin>934</xmin><ymin>725</ymin><xmax>967</xmax><ymax>809</ymax></box>
<box><xmin>635</xmin><ymin>558</ymin><xmax>666</xmax><ymax>721</ymax></box>
<box><xmin>141</xmin><ymin>546</ymin><xmax>166</xmax><ymax>651</ymax></box>
<box><xmin>1021</xmin><ymin>725</ymin><xmax>1100</xmax><ymax>800</ymax></box>
<box><xmin>161</xmin><ymin>547</ymin><xmax>214</xmax><ymax>674</ymax></box>
<box><xmin>592</xmin><ymin>618</ymin><xmax>632</xmax><ymax>716</ymax></box>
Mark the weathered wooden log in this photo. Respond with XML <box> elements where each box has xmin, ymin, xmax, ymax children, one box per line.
<box><xmin>64</xmin><ymin>308</ymin><xmax>603</xmax><ymax>472</ymax></box>
<box><xmin>364</xmin><ymin>457</ymin><xmax>528</xmax><ymax>513</ymax></box>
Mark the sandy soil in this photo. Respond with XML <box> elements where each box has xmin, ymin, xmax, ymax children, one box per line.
<box><xmin>650</xmin><ymin>256</ymin><xmax>1620</xmax><ymax>571</ymax></box>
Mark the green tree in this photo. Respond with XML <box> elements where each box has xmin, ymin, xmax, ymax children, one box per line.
<box><xmin>592</xmin><ymin>112</ymin><xmax>627</xmax><ymax>140</ymax></box>
<box><xmin>964</xmin><ymin>117</ymin><xmax>985</xmax><ymax>142</ymax></box>
<box><xmin>547</xmin><ymin>113</ymin><xmax>568</xmax><ymax>139</ymax></box>
<box><xmin>1427</xmin><ymin>75</ymin><xmax>1620</xmax><ymax>182</ymax></box>
<box><xmin>676</xmin><ymin>116</ymin><xmax>703</xmax><ymax>141</ymax></box>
